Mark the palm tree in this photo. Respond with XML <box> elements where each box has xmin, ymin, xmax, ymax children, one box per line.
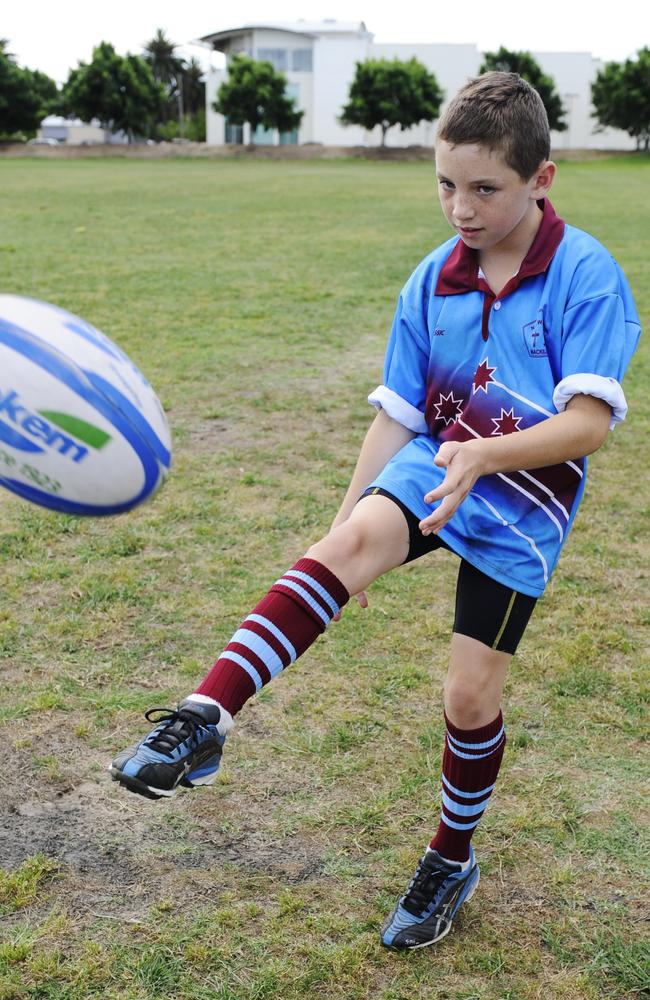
<box><xmin>143</xmin><ymin>28</ymin><xmax>184</xmax><ymax>122</ymax></box>
<box><xmin>181</xmin><ymin>57</ymin><xmax>205</xmax><ymax>116</ymax></box>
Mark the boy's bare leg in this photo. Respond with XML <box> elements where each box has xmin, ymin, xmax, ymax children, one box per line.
<box><xmin>306</xmin><ymin>493</ymin><xmax>411</xmax><ymax>598</ymax></box>
<box><xmin>110</xmin><ymin>494</ymin><xmax>410</xmax><ymax>798</ymax></box>
<box><xmin>414</xmin><ymin>633</ymin><xmax>510</xmax><ymax>874</ymax></box>
<box><xmin>186</xmin><ymin>492</ymin><xmax>410</xmax><ymax>710</ymax></box>
<box><xmin>381</xmin><ymin>634</ymin><xmax>511</xmax><ymax>948</ymax></box>
<box><xmin>444</xmin><ymin>634</ymin><xmax>509</xmax><ymax>729</ymax></box>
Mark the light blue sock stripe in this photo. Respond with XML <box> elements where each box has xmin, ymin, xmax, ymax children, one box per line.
<box><xmin>275</xmin><ymin>578</ymin><xmax>330</xmax><ymax>626</ymax></box>
<box><xmin>442</xmin><ymin>788</ymin><xmax>490</xmax><ymax>818</ymax></box>
<box><xmin>446</xmin><ymin>739</ymin><xmax>498</xmax><ymax>761</ymax></box>
<box><xmin>230</xmin><ymin>628</ymin><xmax>285</xmax><ymax>679</ymax></box>
<box><xmin>283</xmin><ymin>569</ymin><xmax>340</xmax><ymax>616</ymax></box>
<box><xmin>247</xmin><ymin>614</ymin><xmax>296</xmax><ymax>661</ymax></box>
<box><xmin>447</xmin><ymin>725</ymin><xmax>504</xmax><ymax>752</ymax></box>
<box><xmin>442</xmin><ymin>773</ymin><xmax>496</xmax><ymax>799</ymax></box>
<box><xmin>441</xmin><ymin>811</ymin><xmax>482</xmax><ymax>831</ymax></box>
<box><xmin>219</xmin><ymin>650</ymin><xmax>263</xmax><ymax>691</ymax></box>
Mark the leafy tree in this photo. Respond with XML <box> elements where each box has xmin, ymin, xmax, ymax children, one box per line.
<box><xmin>0</xmin><ymin>39</ymin><xmax>59</xmax><ymax>138</ymax></box>
<box><xmin>592</xmin><ymin>48</ymin><xmax>650</xmax><ymax>150</ymax></box>
<box><xmin>480</xmin><ymin>48</ymin><xmax>567</xmax><ymax>131</ymax></box>
<box><xmin>155</xmin><ymin>108</ymin><xmax>205</xmax><ymax>143</ymax></box>
<box><xmin>214</xmin><ymin>54</ymin><xmax>303</xmax><ymax>142</ymax></box>
<box><xmin>28</xmin><ymin>68</ymin><xmax>60</xmax><ymax>119</ymax></box>
<box><xmin>184</xmin><ymin>108</ymin><xmax>206</xmax><ymax>142</ymax></box>
<box><xmin>62</xmin><ymin>42</ymin><xmax>164</xmax><ymax>141</ymax></box>
<box><xmin>340</xmin><ymin>58</ymin><xmax>443</xmax><ymax>146</ymax></box>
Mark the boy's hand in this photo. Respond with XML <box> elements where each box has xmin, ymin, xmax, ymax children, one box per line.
<box><xmin>419</xmin><ymin>440</ymin><xmax>486</xmax><ymax>535</ymax></box>
<box><xmin>332</xmin><ymin>590</ymin><xmax>368</xmax><ymax>621</ymax></box>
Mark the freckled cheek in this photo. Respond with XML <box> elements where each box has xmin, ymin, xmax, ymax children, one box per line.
<box><xmin>439</xmin><ymin>198</ymin><xmax>454</xmax><ymax>223</ymax></box>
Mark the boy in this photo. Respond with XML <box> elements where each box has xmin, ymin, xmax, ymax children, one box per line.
<box><xmin>110</xmin><ymin>73</ymin><xmax>640</xmax><ymax>950</ymax></box>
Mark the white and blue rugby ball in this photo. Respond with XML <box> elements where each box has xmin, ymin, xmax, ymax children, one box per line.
<box><xmin>0</xmin><ymin>295</ymin><xmax>171</xmax><ymax>516</ymax></box>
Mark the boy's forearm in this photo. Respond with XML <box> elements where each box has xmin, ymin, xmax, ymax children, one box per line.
<box><xmin>332</xmin><ymin>409</ymin><xmax>416</xmax><ymax>528</ymax></box>
<box><xmin>471</xmin><ymin>395</ymin><xmax>612</xmax><ymax>476</ymax></box>
<box><xmin>421</xmin><ymin>394</ymin><xmax>612</xmax><ymax>535</ymax></box>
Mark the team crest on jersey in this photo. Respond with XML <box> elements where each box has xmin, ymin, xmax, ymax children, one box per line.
<box><xmin>523</xmin><ymin>313</ymin><xmax>547</xmax><ymax>357</ymax></box>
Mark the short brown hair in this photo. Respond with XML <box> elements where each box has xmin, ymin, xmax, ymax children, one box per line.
<box><xmin>437</xmin><ymin>72</ymin><xmax>550</xmax><ymax>180</ymax></box>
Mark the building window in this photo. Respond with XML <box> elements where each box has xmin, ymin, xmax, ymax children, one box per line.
<box><xmin>291</xmin><ymin>49</ymin><xmax>312</xmax><ymax>72</ymax></box>
<box><xmin>251</xmin><ymin>123</ymin><xmax>275</xmax><ymax>145</ymax></box>
<box><xmin>225</xmin><ymin>119</ymin><xmax>243</xmax><ymax>144</ymax></box>
<box><xmin>257</xmin><ymin>48</ymin><xmax>288</xmax><ymax>72</ymax></box>
<box><xmin>280</xmin><ymin>82</ymin><xmax>300</xmax><ymax>145</ymax></box>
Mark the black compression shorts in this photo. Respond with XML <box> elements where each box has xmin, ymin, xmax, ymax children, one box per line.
<box><xmin>359</xmin><ymin>486</ymin><xmax>537</xmax><ymax>655</ymax></box>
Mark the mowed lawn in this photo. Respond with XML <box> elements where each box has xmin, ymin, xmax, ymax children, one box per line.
<box><xmin>0</xmin><ymin>156</ymin><xmax>648</xmax><ymax>1000</ymax></box>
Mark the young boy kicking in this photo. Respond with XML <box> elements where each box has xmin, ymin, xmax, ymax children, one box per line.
<box><xmin>110</xmin><ymin>73</ymin><xmax>640</xmax><ymax>950</ymax></box>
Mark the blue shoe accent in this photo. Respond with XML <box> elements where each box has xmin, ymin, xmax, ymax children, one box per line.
<box><xmin>109</xmin><ymin>699</ymin><xmax>226</xmax><ymax>800</ymax></box>
<box><xmin>184</xmin><ymin>756</ymin><xmax>223</xmax><ymax>784</ymax></box>
<box><xmin>381</xmin><ymin>848</ymin><xmax>479</xmax><ymax>950</ymax></box>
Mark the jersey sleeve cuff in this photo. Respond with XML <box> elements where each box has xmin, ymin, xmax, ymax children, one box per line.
<box><xmin>553</xmin><ymin>373</ymin><xmax>628</xmax><ymax>428</ymax></box>
<box><xmin>368</xmin><ymin>385</ymin><xmax>428</xmax><ymax>434</ymax></box>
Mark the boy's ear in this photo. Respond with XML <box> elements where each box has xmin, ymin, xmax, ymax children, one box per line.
<box><xmin>531</xmin><ymin>160</ymin><xmax>556</xmax><ymax>198</ymax></box>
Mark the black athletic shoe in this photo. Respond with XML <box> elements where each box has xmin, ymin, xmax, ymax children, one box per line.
<box><xmin>381</xmin><ymin>848</ymin><xmax>479</xmax><ymax>949</ymax></box>
<box><xmin>109</xmin><ymin>698</ymin><xmax>226</xmax><ymax>800</ymax></box>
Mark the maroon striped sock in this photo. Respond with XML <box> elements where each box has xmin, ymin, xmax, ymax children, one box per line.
<box><xmin>429</xmin><ymin>712</ymin><xmax>506</xmax><ymax>862</ymax></box>
<box><xmin>193</xmin><ymin>558</ymin><xmax>348</xmax><ymax>716</ymax></box>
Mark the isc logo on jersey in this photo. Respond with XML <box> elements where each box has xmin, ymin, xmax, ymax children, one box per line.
<box><xmin>0</xmin><ymin>295</ymin><xmax>172</xmax><ymax>516</ymax></box>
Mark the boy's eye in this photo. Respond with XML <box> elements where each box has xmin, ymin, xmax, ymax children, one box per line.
<box><xmin>439</xmin><ymin>179</ymin><xmax>455</xmax><ymax>190</ymax></box>
<box><xmin>478</xmin><ymin>185</ymin><xmax>496</xmax><ymax>195</ymax></box>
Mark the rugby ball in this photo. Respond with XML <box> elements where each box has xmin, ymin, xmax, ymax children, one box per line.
<box><xmin>0</xmin><ymin>295</ymin><xmax>171</xmax><ymax>515</ymax></box>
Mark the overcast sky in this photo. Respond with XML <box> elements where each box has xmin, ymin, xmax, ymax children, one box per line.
<box><xmin>4</xmin><ymin>1</ymin><xmax>648</xmax><ymax>83</ymax></box>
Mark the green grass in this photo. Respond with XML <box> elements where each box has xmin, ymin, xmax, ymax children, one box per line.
<box><xmin>0</xmin><ymin>155</ymin><xmax>648</xmax><ymax>999</ymax></box>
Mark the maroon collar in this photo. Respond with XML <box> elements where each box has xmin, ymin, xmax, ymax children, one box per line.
<box><xmin>435</xmin><ymin>198</ymin><xmax>565</xmax><ymax>299</ymax></box>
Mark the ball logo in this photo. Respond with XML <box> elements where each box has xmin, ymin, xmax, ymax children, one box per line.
<box><xmin>0</xmin><ymin>387</ymin><xmax>111</xmax><ymax>463</ymax></box>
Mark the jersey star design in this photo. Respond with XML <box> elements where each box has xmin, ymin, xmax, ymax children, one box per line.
<box><xmin>491</xmin><ymin>407</ymin><xmax>523</xmax><ymax>436</ymax></box>
<box><xmin>433</xmin><ymin>390</ymin><xmax>464</xmax><ymax>426</ymax></box>
<box><xmin>473</xmin><ymin>358</ymin><xmax>497</xmax><ymax>394</ymax></box>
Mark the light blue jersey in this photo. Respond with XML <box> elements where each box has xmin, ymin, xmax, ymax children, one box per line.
<box><xmin>369</xmin><ymin>201</ymin><xmax>640</xmax><ymax>597</ymax></box>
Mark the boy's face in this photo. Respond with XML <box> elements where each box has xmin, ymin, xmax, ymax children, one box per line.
<box><xmin>435</xmin><ymin>140</ymin><xmax>554</xmax><ymax>254</ymax></box>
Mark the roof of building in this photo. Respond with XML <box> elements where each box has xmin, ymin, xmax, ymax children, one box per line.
<box><xmin>42</xmin><ymin>115</ymin><xmax>86</xmax><ymax>127</ymax></box>
<box><xmin>200</xmin><ymin>20</ymin><xmax>371</xmax><ymax>49</ymax></box>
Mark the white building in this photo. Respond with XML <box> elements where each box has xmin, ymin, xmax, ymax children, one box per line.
<box><xmin>201</xmin><ymin>20</ymin><xmax>635</xmax><ymax>151</ymax></box>
<box><xmin>39</xmin><ymin>116</ymin><xmax>128</xmax><ymax>145</ymax></box>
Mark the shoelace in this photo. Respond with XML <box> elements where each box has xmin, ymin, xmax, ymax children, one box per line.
<box><xmin>402</xmin><ymin>858</ymin><xmax>453</xmax><ymax>915</ymax></box>
<box><xmin>143</xmin><ymin>708</ymin><xmax>205</xmax><ymax>756</ymax></box>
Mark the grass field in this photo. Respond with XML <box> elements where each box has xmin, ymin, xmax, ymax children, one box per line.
<box><xmin>0</xmin><ymin>156</ymin><xmax>648</xmax><ymax>1000</ymax></box>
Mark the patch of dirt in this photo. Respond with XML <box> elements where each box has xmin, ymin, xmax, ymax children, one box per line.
<box><xmin>0</xmin><ymin>710</ymin><xmax>330</xmax><ymax>927</ymax></box>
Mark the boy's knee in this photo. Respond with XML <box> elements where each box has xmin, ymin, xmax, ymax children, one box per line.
<box><xmin>444</xmin><ymin>664</ymin><xmax>504</xmax><ymax>729</ymax></box>
<box><xmin>443</xmin><ymin>635</ymin><xmax>508</xmax><ymax>728</ymax></box>
<box><xmin>444</xmin><ymin>678</ymin><xmax>487</xmax><ymax>729</ymax></box>
<box><xmin>307</xmin><ymin>519</ymin><xmax>369</xmax><ymax>565</ymax></box>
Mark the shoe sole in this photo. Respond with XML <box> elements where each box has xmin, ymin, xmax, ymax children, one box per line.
<box><xmin>109</xmin><ymin>765</ymin><xmax>218</xmax><ymax>800</ymax></box>
<box><xmin>181</xmin><ymin>772</ymin><xmax>218</xmax><ymax>787</ymax></box>
<box><xmin>382</xmin><ymin>868</ymin><xmax>480</xmax><ymax>951</ymax></box>
<box><xmin>108</xmin><ymin>765</ymin><xmax>176</xmax><ymax>800</ymax></box>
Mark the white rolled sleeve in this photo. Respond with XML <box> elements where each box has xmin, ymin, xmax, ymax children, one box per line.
<box><xmin>553</xmin><ymin>373</ymin><xmax>628</xmax><ymax>428</ymax></box>
<box><xmin>368</xmin><ymin>384</ymin><xmax>428</xmax><ymax>434</ymax></box>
